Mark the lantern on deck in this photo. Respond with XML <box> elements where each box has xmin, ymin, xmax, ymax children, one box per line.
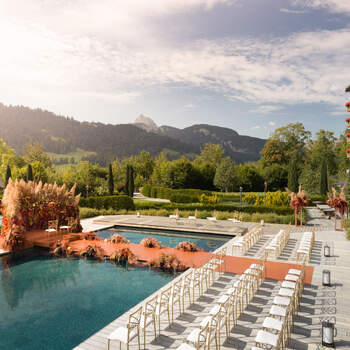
<box><xmin>324</xmin><ymin>242</ymin><xmax>331</xmax><ymax>257</ymax></box>
<box><xmin>322</xmin><ymin>321</ymin><xmax>336</xmax><ymax>348</ymax></box>
<box><xmin>322</xmin><ymin>269</ymin><xmax>331</xmax><ymax>286</ymax></box>
<box><xmin>346</xmin><ymin>102</ymin><xmax>350</xmax><ymax>112</ymax></box>
<box><xmin>346</xmin><ymin>149</ymin><xmax>350</xmax><ymax>159</ymax></box>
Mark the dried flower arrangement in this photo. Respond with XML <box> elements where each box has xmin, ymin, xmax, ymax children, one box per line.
<box><xmin>140</xmin><ymin>236</ymin><xmax>162</xmax><ymax>248</ymax></box>
<box><xmin>286</xmin><ymin>185</ymin><xmax>309</xmax><ymax>226</ymax></box>
<box><xmin>175</xmin><ymin>241</ymin><xmax>200</xmax><ymax>252</ymax></box>
<box><xmin>1</xmin><ymin>180</ymin><xmax>82</xmax><ymax>251</ymax></box>
<box><xmin>110</xmin><ymin>247</ymin><xmax>136</xmax><ymax>264</ymax></box>
<box><xmin>327</xmin><ymin>185</ymin><xmax>348</xmax><ymax>230</ymax></box>
<box><xmin>79</xmin><ymin>244</ymin><xmax>104</xmax><ymax>259</ymax></box>
<box><xmin>109</xmin><ymin>233</ymin><xmax>129</xmax><ymax>244</ymax></box>
<box><xmin>151</xmin><ymin>253</ymin><xmax>186</xmax><ymax>273</ymax></box>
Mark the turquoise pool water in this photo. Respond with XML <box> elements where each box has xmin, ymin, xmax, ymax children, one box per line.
<box><xmin>0</xmin><ymin>253</ymin><xmax>175</xmax><ymax>350</ymax></box>
<box><xmin>98</xmin><ymin>228</ymin><xmax>228</xmax><ymax>252</ymax></box>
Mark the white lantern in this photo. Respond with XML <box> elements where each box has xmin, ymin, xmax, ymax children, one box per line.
<box><xmin>322</xmin><ymin>269</ymin><xmax>331</xmax><ymax>286</ymax></box>
<box><xmin>324</xmin><ymin>243</ymin><xmax>331</xmax><ymax>257</ymax></box>
<box><xmin>322</xmin><ymin>321</ymin><xmax>336</xmax><ymax>348</ymax></box>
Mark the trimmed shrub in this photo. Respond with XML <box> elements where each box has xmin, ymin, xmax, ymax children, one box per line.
<box><xmin>170</xmin><ymin>194</ymin><xmax>199</xmax><ymax>203</ymax></box>
<box><xmin>79</xmin><ymin>195</ymin><xmax>134</xmax><ymax>211</ymax></box>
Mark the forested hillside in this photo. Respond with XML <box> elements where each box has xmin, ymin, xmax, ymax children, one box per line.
<box><xmin>0</xmin><ymin>103</ymin><xmax>198</xmax><ymax>165</ymax></box>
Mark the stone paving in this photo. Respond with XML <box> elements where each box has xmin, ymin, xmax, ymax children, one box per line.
<box><xmin>75</xmin><ymin>208</ymin><xmax>350</xmax><ymax>350</ymax></box>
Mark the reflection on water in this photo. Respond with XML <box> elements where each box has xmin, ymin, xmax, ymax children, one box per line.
<box><xmin>1</xmin><ymin>250</ymin><xmax>80</xmax><ymax>309</ymax></box>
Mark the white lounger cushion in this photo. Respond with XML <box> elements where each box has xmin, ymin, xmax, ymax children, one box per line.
<box><xmin>288</xmin><ymin>269</ymin><xmax>302</xmax><ymax>276</ymax></box>
<box><xmin>108</xmin><ymin>327</ymin><xmax>137</xmax><ymax>342</ymax></box>
<box><xmin>255</xmin><ymin>330</ymin><xmax>279</xmax><ymax>347</ymax></box>
<box><xmin>263</xmin><ymin>316</ymin><xmax>283</xmax><ymax>331</ymax></box>
<box><xmin>278</xmin><ymin>288</ymin><xmax>294</xmax><ymax>297</ymax></box>
<box><xmin>270</xmin><ymin>305</ymin><xmax>287</xmax><ymax>317</ymax></box>
<box><xmin>45</xmin><ymin>228</ymin><xmax>56</xmax><ymax>232</ymax></box>
<box><xmin>187</xmin><ymin>328</ymin><xmax>201</xmax><ymax>343</ymax></box>
<box><xmin>281</xmin><ymin>281</ymin><xmax>297</xmax><ymax>289</ymax></box>
<box><xmin>176</xmin><ymin>343</ymin><xmax>196</xmax><ymax>350</ymax></box>
<box><xmin>285</xmin><ymin>274</ymin><xmax>299</xmax><ymax>282</ymax></box>
<box><xmin>188</xmin><ymin>216</ymin><xmax>196</xmax><ymax>220</ymax></box>
<box><xmin>273</xmin><ymin>296</ymin><xmax>290</xmax><ymax>306</ymax></box>
<box><xmin>200</xmin><ymin>316</ymin><xmax>212</xmax><ymax>329</ymax></box>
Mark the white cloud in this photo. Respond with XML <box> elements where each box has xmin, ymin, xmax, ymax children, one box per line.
<box><xmin>0</xmin><ymin>2</ymin><xmax>349</xmax><ymax>113</ymax></box>
<box><xmin>292</xmin><ymin>0</ymin><xmax>350</xmax><ymax>15</ymax></box>
<box><xmin>269</xmin><ymin>121</ymin><xmax>276</xmax><ymax>126</ymax></box>
<box><xmin>251</xmin><ymin>105</ymin><xmax>283</xmax><ymax>114</ymax></box>
<box><xmin>280</xmin><ymin>8</ymin><xmax>307</xmax><ymax>14</ymax></box>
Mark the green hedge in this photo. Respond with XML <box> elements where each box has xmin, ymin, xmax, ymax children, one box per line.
<box><xmin>79</xmin><ymin>195</ymin><xmax>135</xmax><ymax>210</ymax></box>
<box><xmin>135</xmin><ymin>201</ymin><xmax>294</xmax><ymax>215</ymax></box>
<box><xmin>142</xmin><ymin>185</ymin><xmax>210</xmax><ymax>203</ymax></box>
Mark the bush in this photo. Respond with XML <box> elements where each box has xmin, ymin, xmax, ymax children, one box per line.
<box><xmin>141</xmin><ymin>185</ymin><xmax>210</xmax><ymax>201</ymax></box>
<box><xmin>170</xmin><ymin>194</ymin><xmax>199</xmax><ymax>203</ymax></box>
<box><xmin>79</xmin><ymin>195</ymin><xmax>134</xmax><ymax>211</ymax></box>
<box><xmin>243</xmin><ymin>191</ymin><xmax>289</xmax><ymax>207</ymax></box>
<box><xmin>199</xmin><ymin>194</ymin><xmax>220</xmax><ymax>205</ymax></box>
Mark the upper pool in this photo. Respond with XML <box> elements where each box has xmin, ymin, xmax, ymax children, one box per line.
<box><xmin>97</xmin><ymin>227</ymin><xmax>229</xmax><ymax>252</ymax></box>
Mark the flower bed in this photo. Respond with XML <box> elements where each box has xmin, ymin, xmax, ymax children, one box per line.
<box><xmin>151</xmin><ymin>253</ymin><xmax>186</xmax><ymax>273</ymax></box>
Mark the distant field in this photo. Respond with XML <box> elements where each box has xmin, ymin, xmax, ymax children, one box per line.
<box><xmin>47</xmin><ymin>149</ymin><xmax>97</xmax><ymax>170</ymax></box>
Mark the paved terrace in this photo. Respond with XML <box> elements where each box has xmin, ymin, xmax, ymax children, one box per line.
<box><xmin>75</xmin><ymin>209</ymin><xmax>350</xmax><ymax>350</ymax></box>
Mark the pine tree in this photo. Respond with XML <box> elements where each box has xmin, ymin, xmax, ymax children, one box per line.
<box><xmin>287</xmin><ymin>158</ymin><xmax>298</xmax><ymax>193</ymax></box>
<box><xmin>108</xmin><ymin>164</ymin><xmax>114</xmax><ymax>195</ymax></box>
<box><xmin>320</xmin><ymin>159</ymin><xmax>328</xmax><ymax>196</ymax></box>
<box><xmin>125</xmin><ymin>165</ymin><xmax>130</xmax><ymax>196</ymax></box>
<box><xmin>128</xmin><ymin>165</ymin><xmax>134</xmax><ymax>197</ymax></box>
<box><xmin>5</xmin><ymin>165</ymin><xmax>11</xmax><ymax>186</ymax></box>
<box><xmin>27</xmin><ymin>164</ymin><xmax>33</xmax><ymax>181</ymax></box>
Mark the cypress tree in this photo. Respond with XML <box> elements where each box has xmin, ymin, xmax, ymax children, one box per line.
<box><xmin>320</xmin><ymin>159</ymin><xmax>328</xmax><ymax>196</ymax></box>
<box><xmin>108</xmin><ymin>164</ymin><xmax>114</xmax><ymax>195</ymax></box>
<box><xmin>5</xmin><ymin>165</ymin><xmax>11</xmax><ymax>186</ymax></box>
<box><xmin>125</xmin><ymin>165</ymin><xmax>130</xmax><ymax>196</ymax></box>
<box><xmin>128</xmin><ymin>165</ymin><xmax>134</xmax><ymax>197</ymax></box>
<box><xmin>287</xmin><ymin>158</ymin><xmax>298</xmax><ymax>193</ymax></box>
<box><xmin>27</xmin><ymin>164</ymin><xmax>33</xmax><ymax>181</ymax></box>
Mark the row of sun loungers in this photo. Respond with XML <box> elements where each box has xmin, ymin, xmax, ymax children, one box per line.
<box><xmin>107</xmin><ymin>247</ymin><xmax>227</xmax><ymax>350</ymax></box>
<box><xmin>264</xmin><ymin>227</ymin><xmax>290</xmax><ymax>260</ymax></box>
<box><xmin>176</xmin><ymin>259</ymin><xmax>266</xmax><ymax>350</ymax></box>
<box><xmin>296</xmin><ymin>229</ymin><xmax>315</xmax><ymax>263</ymax></box>
<box><xmin>231</xmin><ymin>226</ymin><xmax>263</xmax><ymax>256</ymax></box>
<box><xmin>253</xmin><ymin>258</ymin><xmax>306</xmax><ymax>350</ymax></box>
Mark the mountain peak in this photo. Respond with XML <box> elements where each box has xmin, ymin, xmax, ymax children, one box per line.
<box><xmin>134</xmin><ymin>114</ymin><xmax>158</xmax><ymax>132</ymax></box>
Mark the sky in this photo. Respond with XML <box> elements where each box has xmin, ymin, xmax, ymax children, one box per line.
<box><xmin>0</xmin><ymin>0</ymin><xmax>350</xmax><ymax>139</ymax></box>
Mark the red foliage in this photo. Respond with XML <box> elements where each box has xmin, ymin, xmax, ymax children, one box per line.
<box><xmin>79</xmin><ymin>244</ymin><xmax>105</xmax><ymax>259</ymax></box>
<box><xmin>327</xmin><ymin>197</ymin><xmax>348</xmax><ymax>215</ymax></box>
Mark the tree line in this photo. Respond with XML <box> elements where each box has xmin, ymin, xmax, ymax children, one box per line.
<box><xmin>0</xmin><ymin>122</ymin><xmax>347</xmax><ymax>196</ymax></box>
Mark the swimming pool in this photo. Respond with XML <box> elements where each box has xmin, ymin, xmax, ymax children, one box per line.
<box><xmin>0</xmin><ymin>229</ymin><xmax>228</xmax><ymax>350</ymax></box>
<box><xmin>0</xmin><ymin>253</ymin><xmax>175</xmax><ymax>350</ymax></box>
<box><xmin>98</xmin><ymin>228</ymin><xmax>229</xmax><ymax>251</ymax></box>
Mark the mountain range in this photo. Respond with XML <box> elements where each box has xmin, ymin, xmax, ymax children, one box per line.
<box><xmin>0</xmin><ymin>104</ymin><xmax>265</xmax><ymax>165</ymax></box>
